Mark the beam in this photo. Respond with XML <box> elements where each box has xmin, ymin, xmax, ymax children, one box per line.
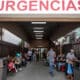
<box><xmin>0</xmin><ymin>17</ymin><xmax>80</xmax><ymax>22</ymax></box>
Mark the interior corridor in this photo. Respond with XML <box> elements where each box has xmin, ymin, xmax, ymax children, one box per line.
<box><xmin>7</xmin><ymin>62</ymin><xmax>67</xmax><ymax>80</ymax></box>
<box><xmin>0</xmin><ymin>22</ymin><xmax>80</xmax><ymax>80</ymax></box>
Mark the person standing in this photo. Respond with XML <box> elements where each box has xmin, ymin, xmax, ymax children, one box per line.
<box><xmin>66</xmin><ymin>49</ymin><xmax>77</xmax><ymax>80</ymax></box>
<box><xmin>47</xmin><ymin>48</ymin><xmax>56</xmax><ymax>76</ymax></box>
<box><xmin>32</xmin><ymin>49</ymin><xmax>36</xmax><ymax>62</ymax></box>
<box><xmin>36</xmin><ymin>50</ymin><xmax>39</xmax><ymax>62</ymax></box>
<box><xmin>43</xmin><ymin>50</ymin><xmax>47</xmax><ymax>60</ymax></box>
<box><xmin>27</xmin><ymin>49</ymin><xmax>32</xmax><ymax>63</ymax></box>
<box><xmin>15</xmin><ymin>52</ymin><xmax>22</xmax><ymax>71</ymax></box>
<box><xmin>57</xmin><ymin>54</ymin><xmax>65</xmax><ymax>71</ymax></box>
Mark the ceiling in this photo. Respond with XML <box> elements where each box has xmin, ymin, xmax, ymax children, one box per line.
<box><xmin>2</xmin><ymin>22</ymin><xmax>80</xmax><ymax>47</ymax></box>
<box><xmin>18</xmin><ymin>22</ymin><xmax>58</xmax><ymax>41</ymax></box>
<box><xmin>17</xmin><ymin>22</ymin><xmax>80</xmax><ymax>43</ymax></box>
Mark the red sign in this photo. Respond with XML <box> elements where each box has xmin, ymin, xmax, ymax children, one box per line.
<box><xmin>0</xmin><ymin>0</ymin><xmax>80</xmax><ymax>14</ymax></box>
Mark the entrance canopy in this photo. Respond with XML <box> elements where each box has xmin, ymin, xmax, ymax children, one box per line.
<box><xmin>0</xmin><ymin>14</ymin><xmax>80</xmax><ymax>22</ymax></box>
<box><xmin>0</xmin><ymin>0</ymin><xmax>80</xmax><ymax>21</ymax></box>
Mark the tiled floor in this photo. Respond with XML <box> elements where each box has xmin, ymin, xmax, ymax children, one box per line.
<box><xmin>7</xmin><ymin>62</ymin><xmax>67</xmax><ymax>80</ymax></box>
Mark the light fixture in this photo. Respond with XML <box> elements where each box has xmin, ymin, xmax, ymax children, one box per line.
<box><xmin>35</xmin><ymin>35</ymin><xmax>43</xmax><ymax>37</ymax></box>
<box><xmin>34</xmin><ymin>32</ymin><xmax>43</xmax><ymax>35</ymax></box>
<box><xmin>36</xmin><ymin>38</ymin><xmax>43</xmax><ymax>39</ymax></box>
<box><xmin>33</xmin><ymin>27</ymin><xmax>44</xmax><ymax>30</ymax></box>
<box><xmin>31</xmin><ymin>22</ymin><xmax>46</xmax><ymax>24</ymax></box>
<box><xmin>33</xmin><ymin>30</ymin><xmax>44</xmax><ymax>33</ymax></box>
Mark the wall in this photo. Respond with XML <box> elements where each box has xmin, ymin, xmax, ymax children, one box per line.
<box><xmin>51</xmin><ymin>23</ymin><xmax>80</xmax><ymax>41</ymax></box>
<box><xmin>0</xmin><ymin>22</ymin><xmax>28</xmax><ymax>57</ymax></box>
<box><xmin>0</xmin><ymin>41</ymin><xmax>22</xmax><ymax>57</ymax></box>
<box><xmin>30</xmin><ymin>39</ymin><xmax>49</xmax><ymax>48</ymax></box>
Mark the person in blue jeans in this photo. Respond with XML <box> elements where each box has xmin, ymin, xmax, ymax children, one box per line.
<box><xmin>49</xmin><ymin>60</ymin><xmax>54</xmax><ymax>75</ymax></box>
<box><xmin>57</xmin><ymin>54</ymin><xmax>65</xmax><ymax>71</ymax></box>
<box><xmin>47</xmin><ymin>48</ymin><xmax>56</xmax><ymax>76</ymax></box>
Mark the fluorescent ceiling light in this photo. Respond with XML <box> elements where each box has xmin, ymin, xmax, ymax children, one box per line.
<box><xmin>33</xmin><ymin>30</ymin><xmax>44</xmax><ymax>33</ymax></box>
<box><xmin>33</xmin><ymin>27</ymin><xmax>44</xmax><ymax>30</ymax></box>
<box><xmin>36</xmin><ymin>37</ymin><xmax>43</xmax><ymax>38</ymax></box>
<box><xmin>34</xmin><ymin>32</ymin><xmax>43</xmax><ymax>35</ymax></box>
<box><xmin>35</xmin><ymin>37</ymin><xmax>43</xmax><ymax>38</ymax></box>
<box><xmin>32</xmin><ymin>22</ymin><xmax>46</xmax><ymax>24</ymax></box>
<box><xmin>36</xmin><ymin>38</ymin><xmax>43</xmax><ymax>39</ymax></box>
<box><xmin>35</xmin><ymin>35</ymin><xmax>43</xmax><ymax>37</ymax></box>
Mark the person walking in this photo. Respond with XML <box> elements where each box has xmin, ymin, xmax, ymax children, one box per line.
<box><xmin>47</xmin><ymin>48</ymin><xmax>56</xmax><ymax>76</ymax></box>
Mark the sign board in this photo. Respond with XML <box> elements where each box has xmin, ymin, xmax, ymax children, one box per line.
<box><xmin>0</xmin><ymin>0</ymin><xmax>80</xmax><ymax>14</ymax></box>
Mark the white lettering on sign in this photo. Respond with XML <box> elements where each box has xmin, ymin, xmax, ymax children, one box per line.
<box><xmin>0</xmin><ymin>0</ymin><xmax>80</xmax><ymax>14</ymax></box>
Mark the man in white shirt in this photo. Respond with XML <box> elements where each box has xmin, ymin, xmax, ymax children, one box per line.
<box><xmin>66</xmin><ymin>49</ymin><xmax>77</xmax><ymax>80</ymax></box>
<box><xmin>66</xmin><ymin>49</ymin><xmax>76</xmax><ymax>64</ymax></box>
<box><xmin>28</xmin><ymin>50</ymin><xmax>32</xmax><ymax>57</ymax></box>
<box><xmin>47</xmin><ymin>48</ymin><xmax>56</xmax><ymax>76</ymax></box>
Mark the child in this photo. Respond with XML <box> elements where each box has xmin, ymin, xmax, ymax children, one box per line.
<box><xmin>8</xmin><ymin>60</ymin><xmax>17</xmax><ymax>72</ymax></box>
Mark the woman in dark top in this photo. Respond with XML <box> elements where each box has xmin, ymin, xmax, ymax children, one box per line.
<box><xmin>57</xmin><ymin>54</ymin><xmax>65</xmax><ymax>71</ymax></box>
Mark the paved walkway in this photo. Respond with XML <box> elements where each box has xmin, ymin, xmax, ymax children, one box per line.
<box><xmin>7</xmin><ymin>62</ymin><xmax>67</xmax><ymax>80</ymax></box>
